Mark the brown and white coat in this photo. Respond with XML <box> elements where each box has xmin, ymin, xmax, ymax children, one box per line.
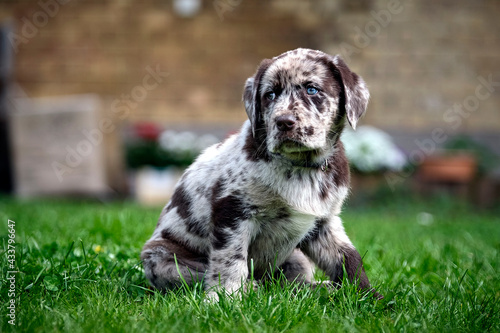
<box><xmin>141</xmin><ymin>48</ymin><xmax>380</xmax><ymax>300</ymax></box>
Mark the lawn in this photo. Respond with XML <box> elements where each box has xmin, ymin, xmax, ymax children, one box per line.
<box><xmin>1</xmin><ymin>191</ymin><xmax>499</xmax><ymax>332</ymax></box>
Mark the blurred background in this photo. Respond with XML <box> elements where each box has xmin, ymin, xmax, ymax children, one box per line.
<box><xmin>0</xmin><ymin>0</ymin><xmax>499</xmax><ymax>207</ymax></box>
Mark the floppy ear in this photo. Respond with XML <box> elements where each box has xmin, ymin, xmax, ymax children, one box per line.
<box><xmin>331</xmin><ymin>55</ymin><xmax>369</xmax><ymax>130</ymax></box>
<box><xmin>243</xmin><ymin>59</ymin><xmax>273</xmax><ymax>137</ymax></box>
<box><xmin>243</xmin><ymin>77</ymin><xmax>256</xmax><ymax>137</ymax></box>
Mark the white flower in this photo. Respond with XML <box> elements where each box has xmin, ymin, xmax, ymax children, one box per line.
<box><xmin>341</xmin><ymin>126</ymin><xmax>407</xmax><ymax>173</ymax></box>
<box><xmin>158</xmin><ymin>130</ymin><xmax>219</xmax><ymax>154</ymax></box>
<box><xmin>195</xmin><ymin>134</ymin><xmax>219</xmax><ymax>152</ymax></box>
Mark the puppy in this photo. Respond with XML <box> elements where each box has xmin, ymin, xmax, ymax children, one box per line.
<box><xmin>141</xmin><ymin>48</ymin><xmax>381</xmax><ymax>299</ymax></box>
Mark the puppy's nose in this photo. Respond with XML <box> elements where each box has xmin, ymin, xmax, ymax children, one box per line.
<box><xmin>276</xmin><ymin>114</ymin><xmax>297</xmax><ymax>132</ymax></box>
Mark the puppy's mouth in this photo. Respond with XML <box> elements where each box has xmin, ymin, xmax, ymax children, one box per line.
<box><xmin>274</xmin><ymin>139</ymin><xmax>319</xmax><ymax>160</ymax></box>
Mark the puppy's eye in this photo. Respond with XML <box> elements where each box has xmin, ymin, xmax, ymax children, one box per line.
<box><xmin>306</xmin><ymin>87</ymin><xmax>318</xmax><ymax>95</ymax></box>
<box><xmin>265</xmin><ymin>91</ymin><xmax>276</xmax><ymax>101</ymax></box>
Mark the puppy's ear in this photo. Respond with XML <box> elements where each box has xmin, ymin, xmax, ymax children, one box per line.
<box><xmin>331</xmin><ymin>55</ymin><xmax>369</xmax><ymax>130</ymax></box>
<box><xmin>243</xmin><ymin>77</ymin><xmax>256</xmax><ymax>136</ymax></box>
<box><xmin>243</xmin><ymin>58</ymin><xmax>273</xmax><ymax>137</ymax></box>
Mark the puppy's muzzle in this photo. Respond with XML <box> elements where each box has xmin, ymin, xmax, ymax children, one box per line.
<box><xmin>276</xmin><ymin>114</ymin><xmax>297</xmax><ymax>132</ymax></box>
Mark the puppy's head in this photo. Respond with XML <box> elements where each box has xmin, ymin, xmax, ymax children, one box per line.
<box><xmin>244</xmin><ymin>48</ymin><xmax>369</xmax><ymax>164</ymax></box>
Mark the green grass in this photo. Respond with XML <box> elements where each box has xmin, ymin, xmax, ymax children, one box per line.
<box><xmin>0</xmin><ymin>193</ymin><xmax>499</xmax><ymax>332</ymax></box>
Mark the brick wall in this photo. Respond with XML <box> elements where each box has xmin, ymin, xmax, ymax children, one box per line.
<box><xmin>1</xmin><ymin>0</ymin><xmax>499</xmax><ymax>133</ymax></box>
<box><xmin>327</xmin><ymin>0</ymin><xmax>500</xmax><ymax>134</ymax></box>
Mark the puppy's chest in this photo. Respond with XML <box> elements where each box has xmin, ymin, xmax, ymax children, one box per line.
<box><xmin>257</xmin><ymin>168</ymin><xmax>336</xmax><ymax>217</ymax></box>
<box><xmin>247</xmin><ymin>204</ymin><xmax>315</xmax><ymax>267</ymax></box>
<box><xmin>242</xmin><ymin>171</ymin><xmax>329</xmax><ymax>250</ymax></box>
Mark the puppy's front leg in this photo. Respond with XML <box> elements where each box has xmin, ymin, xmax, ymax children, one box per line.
<box><xmin>205</xmin><ymin>222</ymin><xmax>252</xmax><ymax>300</ymax></box>
<box><xmin>300</xmin><ymin>216</ymin><xmax>380</xmax><ymax>297</ymax></box>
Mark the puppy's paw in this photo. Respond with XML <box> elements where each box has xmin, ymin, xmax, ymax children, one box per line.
<box><xmin>245</xmin><ymin>279</ymin><xmax>259</xmax><ymax>292</ymax></box>
<box><xmin>204</xmin><ymin>290</ymin><xmax>220</xmax><ymax>303</ymax></box>
<box><xmin>311</xmin><ymin>280</ymin><xmax>335</xmax><ymax>290</ymax></box>
<box><xmin>371</xmin><ymin>290</ymin><xmax>384</xmax><ymax>300</ymax></box>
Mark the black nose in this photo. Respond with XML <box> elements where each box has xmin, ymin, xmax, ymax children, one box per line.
<box><xmin>276</xmin><ymin>114</ymin><xmax>297</xmax><ymax>132</ymax></box>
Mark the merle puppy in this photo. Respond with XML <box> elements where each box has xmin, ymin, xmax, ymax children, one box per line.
<box><xmin>141</xmin><ymin>48</ymin><xmax>380</xmax><ymax>300</ymax></box>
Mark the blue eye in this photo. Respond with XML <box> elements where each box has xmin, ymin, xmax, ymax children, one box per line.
<box><xmin>265</xmin><ymin>91</ymin><xmax>276</xmax><ymax>101</ymax></box>
<box><xmin>306</xmin><ymin>87</ymin><xmax>318</xmax><ymax>95</ymax></box>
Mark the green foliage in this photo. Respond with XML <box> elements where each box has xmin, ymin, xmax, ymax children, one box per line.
<box><xmin>0</xmin><ymin>196</ymin><xmax>499</xmax><ymax>332</ymax></box>
<box><xmin>125</xmin><ymin>140</ymin><xmax>197</xmax><ymax>169</ymax></box>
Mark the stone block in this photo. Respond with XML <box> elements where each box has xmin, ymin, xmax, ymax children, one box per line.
<box><xmin>9</xmin><ymin>94</ymin><xmax>114</xmax><ymax>197</ymax></box>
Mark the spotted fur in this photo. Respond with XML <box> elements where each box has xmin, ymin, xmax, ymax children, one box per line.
<box><xmin>141</xmin><ymin>48</ymin><xmax>381</xmax><ymax>300</ymax></box>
